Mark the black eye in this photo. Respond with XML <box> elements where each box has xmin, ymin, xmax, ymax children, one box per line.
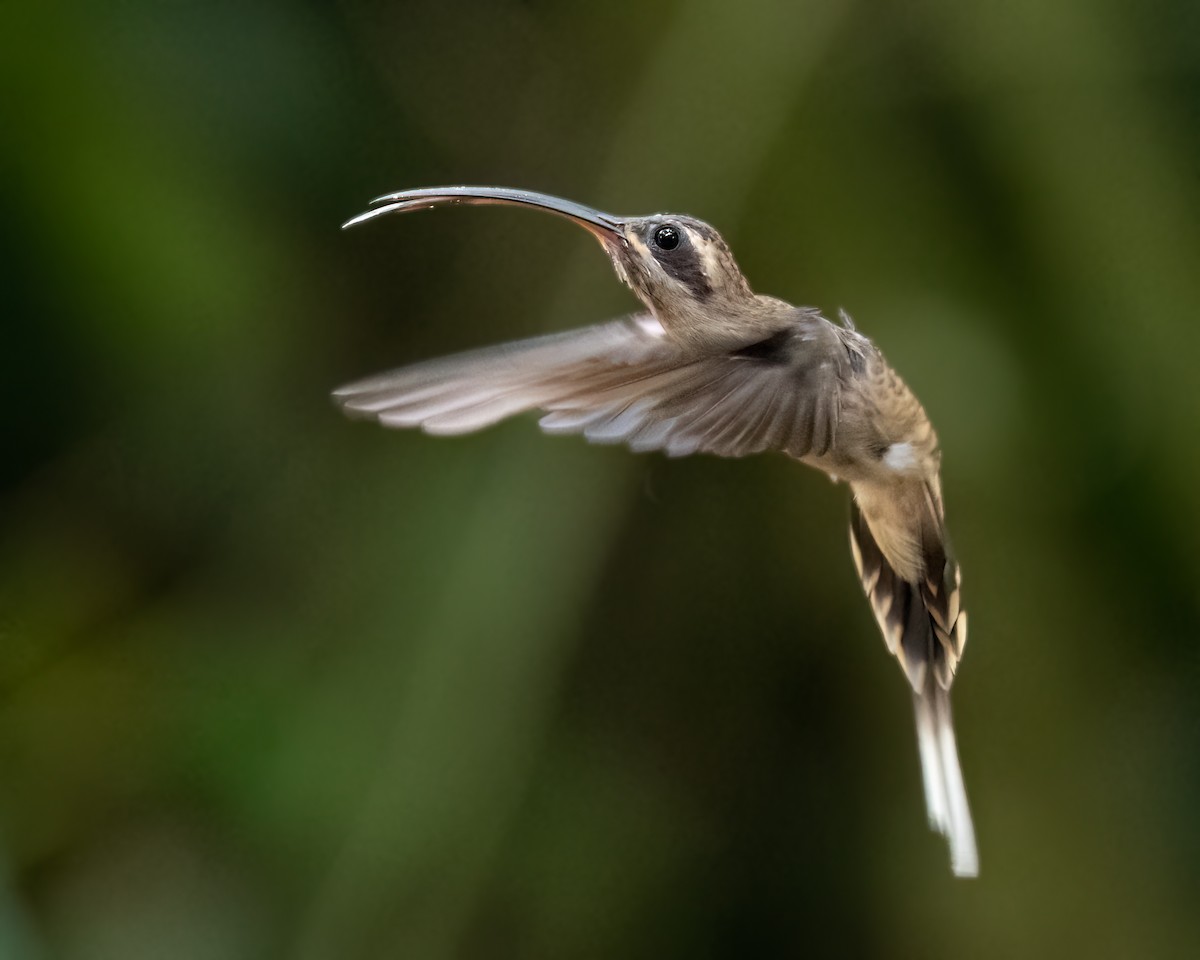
<box><xmin>653</xmin><ymin>225</ymin><xmax>680</xmax><ymax>250</ymax></box>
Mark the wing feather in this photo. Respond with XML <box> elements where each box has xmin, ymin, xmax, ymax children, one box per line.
<box><xmin>334</xmin><ymin>311</ymin><xmax>847</xmax><ymax>460</ymax></box>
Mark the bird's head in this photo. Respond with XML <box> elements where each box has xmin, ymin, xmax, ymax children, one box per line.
<box><xmin>344</xmin><ymin>186</ymin><xmax>764</xmax><ymax>349</ymax></box>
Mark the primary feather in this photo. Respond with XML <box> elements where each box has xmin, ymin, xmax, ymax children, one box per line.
<box><xmin>335</xmin><ymin>310</ymin><xmax>846</xmax><ymax>460</ymax></box>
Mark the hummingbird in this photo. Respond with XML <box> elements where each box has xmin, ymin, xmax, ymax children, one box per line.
<box><xmin>335</xmin><ymin>186</ymin><xmax>977</xmax><ymax>877</ymax></box>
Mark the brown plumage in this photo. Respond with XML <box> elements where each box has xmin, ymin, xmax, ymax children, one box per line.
<box><xmin>335</xmin><ymin>187</ymin><xmax>978</xmax><ymax>876</ymax></box>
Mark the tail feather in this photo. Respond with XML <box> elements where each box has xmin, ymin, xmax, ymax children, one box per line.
<box><xmin>849</xmin><ymin>495</ymin><xmax>978</xmax><ymax>877</ymax></box>
<box><xmin>913</xmin><ymin>683</ymin><xmax>978</xmax><ymax>877</ymax></box>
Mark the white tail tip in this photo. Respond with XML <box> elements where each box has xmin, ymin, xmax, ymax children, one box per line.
<box><xmin>914</xmin><ymin>687</ymin><xmax>978</xmax><ymax>877</ymax></box>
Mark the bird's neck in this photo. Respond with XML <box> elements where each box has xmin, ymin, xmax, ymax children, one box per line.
<box><xmin>655</xmin><ymin>293</ymin><xmax>793</xmax><ymax>352</ymax></box>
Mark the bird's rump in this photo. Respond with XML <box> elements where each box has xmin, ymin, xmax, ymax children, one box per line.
<box><xmin>334</xmin><ymin>312</ymin><xmax>846</xmax><ymax>460</ymax></box>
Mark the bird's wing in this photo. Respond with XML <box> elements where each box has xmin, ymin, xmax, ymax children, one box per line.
<box><xmin>334</xmin><ymin>312</ymin><xmax>847</xmax><ymax>460</ymax></box>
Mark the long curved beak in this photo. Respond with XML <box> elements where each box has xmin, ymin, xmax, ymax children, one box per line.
<box><xmin>342</xmin><ymin>186</ymin><xmax>627</xmax><ymax>247</ymax></box>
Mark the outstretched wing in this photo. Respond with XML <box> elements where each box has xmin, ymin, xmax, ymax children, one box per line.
<box><xmin>334</xmin><ymin>311</ymin><xmax>847</xmax><ymax>460</ymax></box>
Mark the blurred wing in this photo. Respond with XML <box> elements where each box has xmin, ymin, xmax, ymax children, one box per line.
<box><xmin>334</xmin><ymin>312</ymin><xmax>846</xmax><ymax>459</ymax></box>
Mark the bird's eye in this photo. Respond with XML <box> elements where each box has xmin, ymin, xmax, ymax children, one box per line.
<box><xmin>653</xmin><ymin>225</ymin><xmax>681</xmax><ymax>250</ymax></box>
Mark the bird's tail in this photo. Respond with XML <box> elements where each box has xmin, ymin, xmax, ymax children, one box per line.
<box><xmin>848</xmin><ymin>494</ymin><xmax>977</xmax><ymax>876</ymax></box>
<box><xmin>913</xmin><ymin>679</ymin><xmax>977</xmax><ymax>877</ymax></box>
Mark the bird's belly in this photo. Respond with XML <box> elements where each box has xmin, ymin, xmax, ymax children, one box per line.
<box><xmin>850</xmin><ymin>479</ymin><xmax>931</xmax><ymax>582</ymax></box>
<box><xmin>798</xmin><ymin>449</ymin><xmax>880</xmax><ymax>485</ymax></box>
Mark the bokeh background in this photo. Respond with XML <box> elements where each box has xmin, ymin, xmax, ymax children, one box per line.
<box><xmin>4</xmin><ymin>0</ymin><xmax>1200</xmax><ymax>957</ymax></box>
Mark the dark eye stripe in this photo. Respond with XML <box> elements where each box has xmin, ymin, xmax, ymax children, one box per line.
<box><xmin>655</xmin><ymin>242</ymin><xmax>712</xmax><ymax>299</ymax></box>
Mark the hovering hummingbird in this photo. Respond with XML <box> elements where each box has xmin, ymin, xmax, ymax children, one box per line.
<box><xmin>335</xmin><ymin>186</ymin><xmax>977</xmax><ymax>876</ymax></box>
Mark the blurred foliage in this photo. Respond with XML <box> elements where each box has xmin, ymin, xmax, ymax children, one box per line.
<box><xmin>3</xmin><ymin>0</ymin><xmax>1200</xmax><ymax>957</ymax></box>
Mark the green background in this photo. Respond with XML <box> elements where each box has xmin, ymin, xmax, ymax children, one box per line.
<box><xmin>3</xmin><ymin>1</ymin><xmax>1199</xmax><ymax>957</ymax></box>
